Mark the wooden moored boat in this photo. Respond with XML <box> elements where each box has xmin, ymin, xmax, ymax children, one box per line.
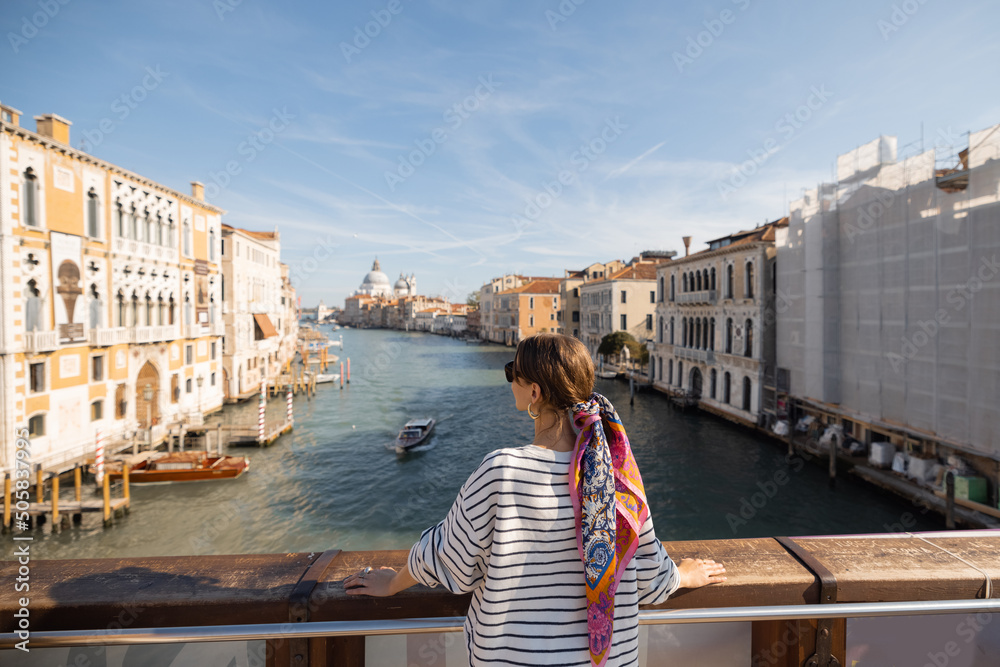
<box><xmin>394</xmin><ymin>418</ymin><xmax>435</xmax><ymax>451</ymax></box>
<box><xmin>107</xmin><ymin>451</ymin><xmax>250</xmax><ymax>483</ymax></box>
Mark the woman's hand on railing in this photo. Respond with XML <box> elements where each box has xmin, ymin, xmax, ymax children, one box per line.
<box><xmin>343</xmin><ymin>565</ymin><xmax>417</xmax><ymax>597</ymax></box>
<box><xmin>676</xmin><ymin>558</ymin><xmax>727</xmax><ymax>589</ymax></box>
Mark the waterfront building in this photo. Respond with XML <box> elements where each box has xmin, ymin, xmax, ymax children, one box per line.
<box><xmin>557</xmin><ymin>260</ymin><xmax>628</xmax><ymax>339</ymax></box>
<box><xmin>316</xmin><ymin>299</ymin><xmax>329</xmax><ymax>322</ymax></box>
<box><xmin>482</xmin><ymin>277</ymin><xmax>561</xmax><ymax>345</ymax></box>
<box><xmin>579</xmin><ymin>257</ymin><xmax>670</xmax><ymax>359</ymax></box>
<box><xmin>776</xmin><ymin>126</ymin><xmax>1000</xmax><ymax>475</ymax></box>
<box><xmin>0</xmin><ymin>103</ymin><xmax>224</xmax><ymax>473</ymax></box>
<box><xmin>648</xmin><ymin>222</ymin><xmax>784</xmax><ymax>426</ymax></box>
<box><xmin>220</xmin><ymin>224</ymin><xmax>296</xmax><ymax>401</ymax></box>
<box><xmin>477</xmin><ymin>274</ymin><xmax>530</xmax><ymax>343</ymax></box>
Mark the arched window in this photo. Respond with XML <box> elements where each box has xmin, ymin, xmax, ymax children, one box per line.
<box><xmin>710</xmin><ymin>369</ymin><xmax>717</xmax><ymax>399</ymax></box>
<box><xmin>209</xmin><ymin>230</ymin><xmax>216</xmax><ymax>262</ymax></box>
<box><xmin>744</xmin><ymin>319</ymin><xmax>753</xmax><ymax>357</ymax></box>
<box><xmin>658</xmin><ymin>277</ymin><xmax>664</xmax><ymax>302</ymax></box>
<box><xmin>658</xmin><ymin>357</ymin><xmax>663</xmax><ymax>382</ymax></box>
<box><xmin>682</xmin><ymin>273</ymin><xmax>688</xmax><ymax>293</ymax></box>
<box><xmin>678</xmin><ymin>361</ymin><xmax>684</xmax><ymax>388</ymax></box>
<box><xmin>702</xmin><ymin>317</ymin><xmax>709</xmax><ymax>349</ymax></box>
<box><xmin>87</xmin><ymin>188</ymin><xmax>100</xmax><ymax>238</ymax></box>
<box><xmin>682</xmin><ymin>318</ymin><xmax>687</xmax><ymax>347</ymax></box>
<box><xmin>25</xmin><ymin>279</ymin><xmax>41</xmax><ymax>332</ymax></box>
<box><xmin>168</xmin><ymin>217</ymin><xmax>176</xmax><ymax>248</ymax></box>
<box><xmin>184</xmin><ymin>296</ymin><xmax>192</xmax><ymax>325</ymax></box>
<box><xmin>726</xmin><ymin>264</ymin><xmax>734</xmax><ymax>299</ymax></box>
<box><xmin>670</xmin><ymin>275</ymin><xmax>675</xmax><ymax>301</ymax></box>
<box><xmin>116</xmin><ymin>291</ymin><xmax>126</xmax><ymax>327</ymax></box>
<box><xmin>144</xmin><ymin>211</ymin><xmax>153</xmax><ymax>244</ymax></box>
<box><xmin>696</xmin><ymin>271</ymin><xmax>702</xmax><ymax>291</ymax></box>
<box><xmin>695</xmin><ymin>318</ymin><xmax>701</xmax><ymax>350</ymax></box>
<box><xmin>116</xmin><ymin>201</ymin><xmax>125</xmax><ymax>237</ymax></box>
<box><xmin>710</xmin><ymin>267</ymin><xmax>716</xmax><ymax>291</ymax></box>
<box><xmin>23</xmin><ymin>168</ymin><xmax>38</xmax><ymax>227</ymax></box>
<box><xmin>667</xmin><ymin>359</ymin><xmax>673</xmax><ymax>385</ymax></box>
<box><xmin>129</xmin><ymin>206</ymin><xmax>139</xmax><ymax>240</ymax></box>
<box><xmin>726</xmin><ymin>317</ymin><xmax>733</xmax><ymax>354</ymax></box>
<box><xmin>746</xmin><ymin>262</ymin><xmax>755</xmax><ymax>298</ymax></box>
<box><xmin>743</xmin><ymin>377</ymin><xmax>752</xmax><ymax>410</ymax></box>
<box><xmin>709</xmin><ymin>318</ymin><xmax>716</xmax><ymax>351</ymax></box>
<box><xmin>658</xmin><ymin>317</ymin><xmax>664</xmax><ymax>344</ymax></box>
<box><xmin>157</xmin><ymin>296</ymin><xmax>165</xmax><ymax>326</ymax></box>
<box><xmin>703</xmin><ymin>269</ymin><xmax>709</xmax><ymax>293</ymax></box>
<box><xmin>723</xmin><ymin>372</ymin><xmax>731</xmax><ymax>404</ymax></box>
<box><xmin>650</xmin><ymin>356</ymin><xmax>656</xmax><ymax>381</ymax></box>
<box><xmin>89</xmin><ymin>284</ymin><xmax>102</xmax><ymax>329</ymax></box>
<box><xmin>669</xmin><ymin>317</ymin><xmax>675</xmax><ymax>344</ymax></box>
<box><xmin>156</xmin><ymin>213</ymin><xmax>164</xmax><ymax>246</ymax></box>
<box><xmin>144</xmin><ymin>294</ymin><xmax>152</xmax><ymax>326</ymax></box>
<box><xmin>168</xmin><ymin>296</ymin><xmax>176</xmax><ymax>325</ymax></box>
<box><xmin>130</xmin><ymin>292</ymin><xmax>139</xmax><ymax>327</ymax></box>
<box><xmin>183</xmin><ymin>220</ymin><xmax>191</xmax><ymax>256</ymax></box>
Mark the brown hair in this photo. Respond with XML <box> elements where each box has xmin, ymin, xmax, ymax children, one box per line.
<box><xmin>513</xmin><ymin>333</ymin><xmax>600</xmax><ymax>440</ymax></box>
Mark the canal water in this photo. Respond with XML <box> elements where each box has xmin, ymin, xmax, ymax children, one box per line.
<box><xmin>32</xmin><ymin>326</ymin><xmax>940</xmax><ymax>560</ymax></box>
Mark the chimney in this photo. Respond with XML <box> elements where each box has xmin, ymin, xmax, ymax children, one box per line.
<box><xmin>0</xmin><ymin>101</ymin><xmax>23</xmax><ymax>127</ymax></box>
<box><xmin>191</xmin><ymin>181</ymin><xmax>205</xmax><ymax>201</ymax></box>
<box><xmin>34</xmin><ymin>113</ymin><xmax>72</xmax><ymax>145</ymax></box>
<box><xmin>682</xmin><ymin>236</ymin><xmax>692</xmax><ymax>257</ymax></box>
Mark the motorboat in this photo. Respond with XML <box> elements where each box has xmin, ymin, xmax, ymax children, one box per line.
<box><xmin>596</xmin><ymin>369</ymin><xmax>618</xmax><ymax>379</ymax></box>
<box><xmin>394</xmin><ymin>418</ymin><xmax>436</xmax><ymax>451</ymax></box>
<box><xmin>315</xmin><ymin>373</ymin><xmax>340</xmax><ymax>384</ymax></box>
<box><xmin>106</xmin><ymin>451</ymin><xmax>250</xmax><ymax>483</ymax></box>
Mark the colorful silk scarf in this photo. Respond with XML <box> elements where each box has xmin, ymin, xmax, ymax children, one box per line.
<box><xmin>569</xmin><ymin>392</ymin><xmax>648</xmax><ymax>667</ymax></box>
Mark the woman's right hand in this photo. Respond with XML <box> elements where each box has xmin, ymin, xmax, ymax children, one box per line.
<box><xmin>676</xmin><ymin>558</ymin><xmax>727</xmax><ymax>588</ymax></box>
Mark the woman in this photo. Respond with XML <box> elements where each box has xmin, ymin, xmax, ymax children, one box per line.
<box><xmin>345</xmin><ymin>333</ymin><xmax>726</xmax><ymax>666</ymax></box>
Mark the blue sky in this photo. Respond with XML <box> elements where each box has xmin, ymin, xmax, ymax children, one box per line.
<box><xmin>5</xmin><ymin>0</ymin><xmax>1000</xmax><ymax>306</ymax></box>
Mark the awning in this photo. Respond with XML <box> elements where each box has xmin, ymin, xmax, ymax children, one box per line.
<box><xmin>253</xmin><ymin>313</ymin><xmax>278</xmax><ymax>338</ymax></box>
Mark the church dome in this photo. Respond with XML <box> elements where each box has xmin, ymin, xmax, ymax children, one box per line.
<box><xmin>362</xmin><ymin>259</ymin><xmax>390</xmax><ymax>288</ymax></box>
<box><xmin>394</xmin><ymin>276</ymin><xmax>409</xmax><ymax>290</ymax></box>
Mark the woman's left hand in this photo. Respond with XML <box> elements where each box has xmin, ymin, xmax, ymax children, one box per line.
<box><xmin>676</xmin><ymin>558</ymin><xmax>727</xmax><ymax>588</ymax></box>
<box><xmin>343</xmin><ymin>566</ymin><xmax>399</xmax><ymax>597</ymax></box>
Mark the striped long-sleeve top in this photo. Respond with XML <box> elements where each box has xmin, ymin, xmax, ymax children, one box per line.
<box><xmin>408</xmin><ymin>444</ymin><xmax>681</xmax><ymax>666</ymax></box>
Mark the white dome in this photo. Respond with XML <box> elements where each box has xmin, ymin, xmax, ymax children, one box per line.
<box><xmin>364</xmin><ymin>270</ymin><xmax>390</xmax><ymax>286</ymax></box>
<box><xmin>394</xmin><ymin>277</ymin><xmax>409</xmax><ymax>289</ymax></box>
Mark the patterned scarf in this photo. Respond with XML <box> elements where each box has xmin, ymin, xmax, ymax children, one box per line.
<box><xmin>568</xmin><ymin>392</ymin><xmax>648</xmax><ymax>667</ymax></box>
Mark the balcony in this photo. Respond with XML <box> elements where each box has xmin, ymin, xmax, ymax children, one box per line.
<box><xmin>113</xmin><ymin>236</ymin><xmax>178</xmax><ymax>263</ymax></box>
<box><xmin>1</xmin><ymin>532</ymin><xmax>997</xmax><ymax>665</ymax></box>
<box><xmin>91</xmin><ymin>327</ymin><xmax>129</xmax><ymax>346</ymax></box>
<box><xmin>676</xmin><ymin>289</ymin><xmax>717</xmax><ymax>305</ymax></box>
<box><xmin>23</xmin><ymin>330</ymin><xmax>59</xmax><ymax>353</ymax></box>
<box><xmin>675</xmin><ymin>347</ymin><xmax>715</xmax><ymax>365</ymax></box>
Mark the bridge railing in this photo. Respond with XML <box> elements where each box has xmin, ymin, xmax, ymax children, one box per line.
<box><xmin>2</xmin><ymin>531</ymin><xmax>999</xmax><ymax>666</ymax></box>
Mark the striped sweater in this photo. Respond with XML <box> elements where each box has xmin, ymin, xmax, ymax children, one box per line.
<box><xmin>408</xmin><ymin>445</ymin><xmax>681</xmax><ymax>666</ymax></box>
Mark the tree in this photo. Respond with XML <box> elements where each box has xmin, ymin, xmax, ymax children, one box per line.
<box><xmin>624</xmin><ymin>339</ymin><xmax>649</xmax><ymax>366</ymax></box>
<box><xmin>597</xmin><ymin>331</ymin><xmax>636</xmax><ymax>357</ymax></box>
<box><xmin>466</xmin><ymin>292</ymin><xmax>480</xmax><ymax>308</ymax></box>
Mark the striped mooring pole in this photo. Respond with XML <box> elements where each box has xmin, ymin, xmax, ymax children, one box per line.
<box><xmin>258</xmin><ymin>377</ymin><xmax>266</xmax><ymax>443</ymax></box>
<box><xmin>286</xmin><ymin>384</ymin><xmax>294</xmax><ymax>426</ymax></box>
<box><xmin>94</xmin><ymin>428</ymin><xmax>105</xmax><ymax>486</ymax></box>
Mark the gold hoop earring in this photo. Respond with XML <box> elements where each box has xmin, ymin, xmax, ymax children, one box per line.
<box><xmin>527</xmin><ymin>402</ymin><xmax>540</xmax><ymax>420</ymax></box>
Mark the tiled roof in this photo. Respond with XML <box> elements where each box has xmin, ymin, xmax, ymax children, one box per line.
<box><xmin>508</xmin><ymin>278</ymin><xmax>561</xmax><ymax>294</ymax></box>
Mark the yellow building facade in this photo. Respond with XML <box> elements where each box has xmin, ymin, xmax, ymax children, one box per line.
<box><xmin>0</xmin><ymin>102</ymin><xmax>224</xmax><ymax>474</ymax></box>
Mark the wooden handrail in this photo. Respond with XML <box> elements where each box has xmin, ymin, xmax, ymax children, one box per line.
<box><xmin>2</xmin><ymin>531</ymin><xmax>997</xmax><ymax>666</ymax></box>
